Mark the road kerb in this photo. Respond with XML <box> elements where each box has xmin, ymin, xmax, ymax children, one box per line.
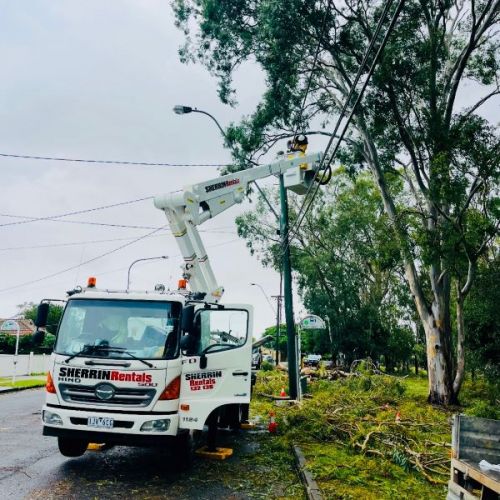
<box><xmin>292</xmin><ymin>444</ymin><xmax>323</xmax><ymax>500</ymax></box>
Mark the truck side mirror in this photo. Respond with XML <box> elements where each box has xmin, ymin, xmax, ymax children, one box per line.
<box><xmin>32</xmin><ymin>329</ymin><xmax>45</xmax><ymax>346</ymax></box>
<box><xmin>35</xmin><ymin>303</ymin><xmax>50</xmax><ymax>328</ymax></box>
<box><xmin>181</xmin><ymin>305</ymin><xmax>195</xmax><ymax>333</ymax></box>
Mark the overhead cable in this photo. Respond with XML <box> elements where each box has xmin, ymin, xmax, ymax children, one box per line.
<box><xmin>0</xmin><ymin>227</ymin><xmax>237</xmax><ymax>251</ymax></box>
<box><xmin>285</xmin><ymin>0</ymin><xmax>405</xmax><ymax>250</ymax></box>
<box><xmin>0</xmin><ymin>226</ymin><xmax>167</xmax><ymax>294</ymax></box>
<box><xmin>0</xmin><ymin>214</ymin><xmax>161</xmax><ymax>230</ymax></box>
<box><xmin>0</xmin><ymin>152</ymin><xmax>230</xmax><ymax>167</ymax></box>
<box><xmin>0</xmin><ymin>238</ymin><xmax>242</xmax><ymax>295</ymax></box>
<box><xmin>0</xmin><ymin>195</ymin><xmax>154</xmax><ymax>228</ymax></box>
<box><xmin>284</xmin><ymin>0</ymin><xmax>395</xmax><ymax>248</ymax></box>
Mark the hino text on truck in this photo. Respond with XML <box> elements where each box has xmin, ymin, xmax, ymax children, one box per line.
<box><xmin>33</xmin><ymin>140</ymin><xmax>327</xmax><ymax>465</ymax></box>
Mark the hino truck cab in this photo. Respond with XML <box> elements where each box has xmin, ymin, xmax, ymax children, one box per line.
<box><xmin>36</xmin><ymin>279</ymin><xmax>252</xmax><ymax>464</ymax></box>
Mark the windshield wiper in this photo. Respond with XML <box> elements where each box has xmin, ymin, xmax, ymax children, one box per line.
<box><xmin>92</xmin><ymin>345</ymin><xmax>154</xmax><ymax>368</ymax></box>
<box><xmin>64</xmin><ymin>344</ymin><xmax>95</xmax><ymax>363</ymax></box>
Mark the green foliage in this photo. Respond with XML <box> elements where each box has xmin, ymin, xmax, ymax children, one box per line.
<box><xmin>19</xmin><ymin>302</ymin><xmax>64</xmax><ymax>334</ymax></box>
<box><xmin>261</xmin><ymin>361</ymin><xmax>274</xmax><ymax>371</ymax></box>
<box><xmin>174</xmin><ymin>0</ymin><xmax>500</xmax><ymax>403</ymax></box>
<box><xmin>467</xmin><ymin>401</ymin><xmax>500</xmax><ymax>420</ymax></box>
<box><xmin>0</xmin><ymin>332</ymin><xmax>55</xmax><ymax>354</ymax></box>
<box><xmin>464</xmin><ymin>259</ymin><xmax>500</xmax><ymax>386</ymax></box>
<box><xmin>249</xmin><ymin>173</ymin><xmax>418</xmax><ymax>368</ymax></box>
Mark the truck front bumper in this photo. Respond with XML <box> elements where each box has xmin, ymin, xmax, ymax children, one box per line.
<box><xmin>43</xmin><ymin>426</ymin><xmax>180</xmax><ymax>446</ymax></box>
<box><xmin>42</xmin><ymin>405</ymin><xmax>180</xmax><ymax>444</ymax></box>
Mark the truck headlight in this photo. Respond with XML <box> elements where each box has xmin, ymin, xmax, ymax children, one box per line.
<box><xmin>42</xmin><ymin>410</ymin><xmax>63</xmax><ymax>426</ymax></box>
<box><xmin>140</xmin><ymin>419</ymin><xmax>170</xmax><ymax>432</ymax></box>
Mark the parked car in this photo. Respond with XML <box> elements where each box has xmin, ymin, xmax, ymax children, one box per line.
<box><xmin>304</xmin><ymin>354</ymin><xmax>322</xmax><ymax>367</ymax></box>
<box><xmin>263</xmin><ymin>354</ymin><xmax>275</xmax><ymax>365</ymax></box>
<box><xmin>252</xmin><ymin>349</ymin><xmax>262</xmax><ymax>369</ymax></box>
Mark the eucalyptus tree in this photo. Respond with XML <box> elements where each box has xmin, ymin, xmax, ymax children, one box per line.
<box><xmin>236</xmin><ymin>171</ymin><xmax>414</xmax><ymax>367</ymax></box>
<box><xmin>174</xmin><ymin>0</ymin><xmax>500</xmax><ymax>403</ymax></box>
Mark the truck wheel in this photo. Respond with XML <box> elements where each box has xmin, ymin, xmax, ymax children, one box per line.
<box><xmin>174</xmin><ymin>431</ymin><xmax>193</xmax><ymax>471</ymax></box>
<box><xmin>58</xmin><ymin>437</ymin><xmax>88</xmax><ymax>457</ymax></box>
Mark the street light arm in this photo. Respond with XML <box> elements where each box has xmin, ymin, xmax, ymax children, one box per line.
<box><xmin>191</xmin><ymin>109</ymin><xmax>227</xmax><ymax>139</ymax></box>
<box><xmin>126</xmin><ymin>256</ymin><xmax>168</xmax><ymax>291</ymax></box>
<box><xmin>250</xmin><ymin>283</ymin><xmax>276</xmax><ymax>314</ymax></box>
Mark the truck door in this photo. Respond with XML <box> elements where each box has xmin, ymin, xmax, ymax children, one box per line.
<box><xmin>178</xmin><ymin>305</ymin><xmax>252</xmax><ymax>430</ymax></box>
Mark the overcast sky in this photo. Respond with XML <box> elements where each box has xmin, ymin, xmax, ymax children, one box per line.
<box><xmin>1</xmin><ymin>1</ymin><xmax>497</xmax><ymax>338</ymax></box>
<box><xmin>0</xmin><ymin>0</ymin><xmax>299</xmax><ymax>336</ymax></box>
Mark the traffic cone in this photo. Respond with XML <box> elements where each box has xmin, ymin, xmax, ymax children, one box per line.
<box><xmin>279</xmin><ymin>387</ymin><xmax>287</xmax><ymax>397</ymax></box>
<box><xmin>395</xmin><ymin>411</ymin><xmax>401</xmax><ymax>424</ymax></box>
<box><xmin>268</xmin><ymin>411</ymin><xmax>278</xmax><ymax>433</ymax></box>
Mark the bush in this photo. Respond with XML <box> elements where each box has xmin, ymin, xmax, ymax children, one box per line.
<box><xmin>0</xmin><ymin>332</ymin><xmax>55</xmax><ymax>354</ymax></box>
<box><xmin>467</xmin><ymin>400</ymin><xmax>500</xmax><ymax>420</ymax></box>
<box><xmin>261</xmin><ymin>361</ymin><xmax>274</xmax><ymax>371</ymax></box>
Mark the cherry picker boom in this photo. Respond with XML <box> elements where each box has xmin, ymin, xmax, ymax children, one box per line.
<box><xmin>153</xmin><ymin>151</ymin><xmax>323</xmax><ymax>302</ymax></box>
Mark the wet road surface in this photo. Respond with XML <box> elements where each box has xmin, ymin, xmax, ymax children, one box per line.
<box><xmin>0</xmin><ymin>389</ymin><xmax>303</xmax><ymax>499</ymax></box>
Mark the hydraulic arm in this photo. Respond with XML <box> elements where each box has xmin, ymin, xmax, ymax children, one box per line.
<box><xmin>154</xmin><ymin>151</ymin><xmax>323</xmax><ymax>302</ymax></box>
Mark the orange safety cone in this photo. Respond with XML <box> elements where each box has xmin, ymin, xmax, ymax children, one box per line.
<box><xmin>279</xmin><ymin>387</ymin><xmax>287</xmax><ymax>397</ymax></box>
<box><xmin>395</xmin><ymin>411</ymin><xmax>401</xmax><ymax>424</ymax></box>
<box><xmin>268</xmin><ymin>411</ymin><xmax>278</xmax><ymax>433</ymax></box>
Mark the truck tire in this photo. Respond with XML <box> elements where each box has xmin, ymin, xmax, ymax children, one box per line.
<box><xmin>58</xmin><ymin>437</ymin><xmax>88</xmax><ymax>457</ymax></box>
<box><xmin>174</xmin><ymin>431</ymin><xmax>193</xmax><ymax>471</ymax></box>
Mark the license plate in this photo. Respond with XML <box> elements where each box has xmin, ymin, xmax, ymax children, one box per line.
<box><xmin>87</xmin><ymin>417</ymin><xmax>114</xmax><ymax>429</ymax></box>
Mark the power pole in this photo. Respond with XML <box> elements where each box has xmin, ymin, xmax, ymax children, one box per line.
<box><xmin>271</xmin><ymin>294</ymin><xmax>283</xmax><ymax>365</ymax></box>
<box><xmin>279</xmin><ymin>174</ymin><xmax>299</xmax><ymax>400</ymax></box>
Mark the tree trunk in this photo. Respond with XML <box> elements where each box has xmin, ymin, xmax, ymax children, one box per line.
<box><xmin>453</xmin><ymin>286</ymin><xmax>466</xmax><ymax>396</ymax></box>
<box><xmin>420</xmin><ymin>312</ymin><xmax>456</xmax><ymax>404</ymax></box>
<box><xmin>356</xmin><ymin>115</ymin><xmax>457</xmax><ymax>405</ymax></box>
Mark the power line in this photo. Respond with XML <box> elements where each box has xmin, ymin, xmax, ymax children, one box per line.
<box><xmin>0</xmin><ymin>227</ymin><xmax>236</xmax><ymax>251</ymax></box>
<box><xmin>285</xmin><ymin>0</ymin><xmax>395</xmax><ymax>248</ymax></box>
<box><xmin>0</xmin><ymin>226</ymin><xmax>167</xmax><ymax>294</ymax></box>
<box><xmin>0</xmin><ymin>236</ymin><xmax>242</xmax><ymax>295</ymax></box>
<box><xmin>286</xmin><ymin>0</ymin><xmax>405</xmax><ymax>250</ymax></box>
<box><xmin>0</xmin><ymin>152</ymin><xmax>230</xmax><ymax>167</ymax></box>
<box><xmin>0</xmin><ymin>195</ymin><xmax>154</xmax><ymax>228</ymax></box>
<box><xmin>0</xmin><ymin>214</ymin><xmax>162</xmax><ymax>230</ymax></box>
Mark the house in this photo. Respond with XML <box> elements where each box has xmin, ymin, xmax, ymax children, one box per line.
<box><xmin>0</xmin><ymin>318</ymin><xmax>36</xmax><ymax>336</ymax></box>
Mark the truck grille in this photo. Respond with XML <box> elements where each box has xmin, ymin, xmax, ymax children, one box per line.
<box><xmin>59</xmin><ymin>383</ymin><xmax>156</xmax><ymax>407</ymax></box>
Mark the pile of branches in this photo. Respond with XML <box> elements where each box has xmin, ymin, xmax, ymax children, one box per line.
<box><xmin>299</xmin><ymin>358</ymin><xmax>391</xmax><ymax>381</ymax></box>
<box><xmin>270</xmin><ymin>374</ymin><xmax>451</xmax><ymax>484</ymax></box>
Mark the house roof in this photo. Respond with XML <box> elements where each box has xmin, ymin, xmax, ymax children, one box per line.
<box><xmin>0</xmin><ymin>318</ymin><xmax>36</xmax><ymax>335</ymax></box>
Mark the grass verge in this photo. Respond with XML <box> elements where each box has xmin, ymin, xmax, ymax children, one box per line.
<box><xmin>0</xmin><ymin>377</ymin><xmax>46</xmax><ymax>389</ymax></box>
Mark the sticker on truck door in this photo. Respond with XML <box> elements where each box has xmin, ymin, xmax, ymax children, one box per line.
<box><xmin>185</xmin><ymin>370</ymin><xmax>222</xmax><ymax>391</ymax></box>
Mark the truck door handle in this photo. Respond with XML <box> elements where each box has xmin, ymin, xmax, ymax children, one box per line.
<box><xmin>232</xmin><ymin>371</ymin><xmax>249</xmax><ymax>376</ymax></box>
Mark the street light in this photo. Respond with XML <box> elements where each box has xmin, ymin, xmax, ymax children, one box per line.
<box><xmin>127</xmin><ymin>256</ymin><xmax>168</xmax><ymax>291</ymax></box>
<box><xmin>173</xmin><ymin>105</ymin><xmax>226</xmax><ymax>139</ymax></box>
<box><xmin>250</xmin><ymin>283</ymin><xmax>275</xmax><ymax>314</ymax></box>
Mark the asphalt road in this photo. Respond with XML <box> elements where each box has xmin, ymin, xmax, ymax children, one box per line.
<box><xmin>0</xmin><ymin>389</ymin><xmax>303</xmax><ymax>500</ymax></box>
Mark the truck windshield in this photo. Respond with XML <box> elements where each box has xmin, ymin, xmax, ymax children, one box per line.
<box><xmin>54</xmin><ymin>299</ymin><xmax>181</xmax><ymax>360</ymax></box>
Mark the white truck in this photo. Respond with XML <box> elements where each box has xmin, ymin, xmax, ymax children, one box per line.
<box><xmin>34</xmin><ymin>147</ymin><xmax>324</xmax><ymax>464</ymax></box>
